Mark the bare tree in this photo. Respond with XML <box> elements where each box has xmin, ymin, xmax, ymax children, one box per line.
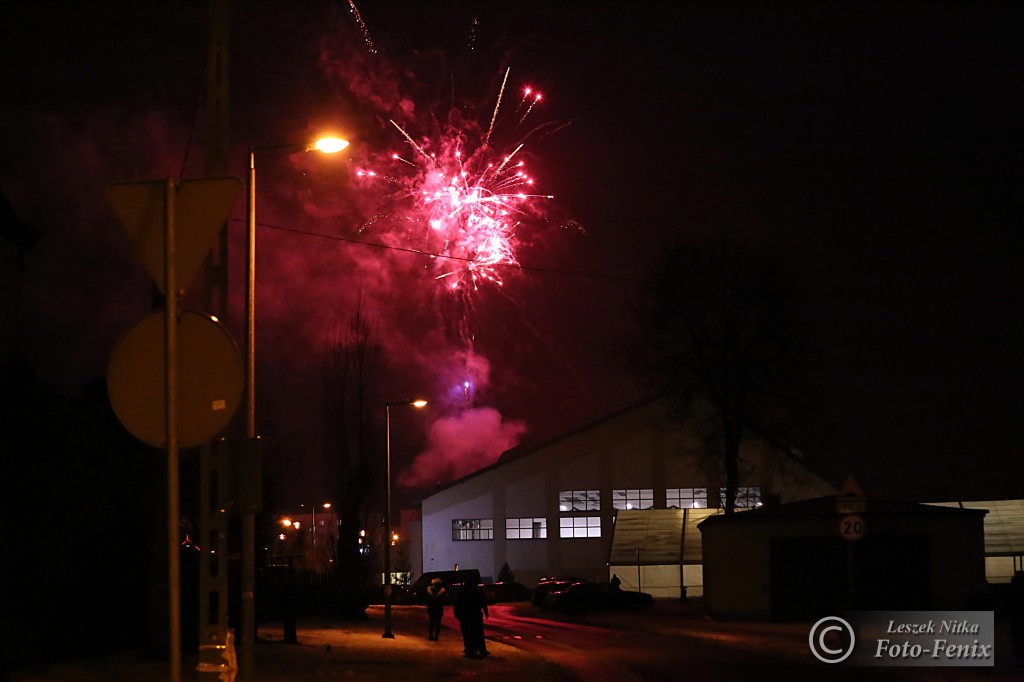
<box><xmin>637</xmin><ymin>238</ymin><xmax>801</xmax><ymax>514</ymax></box>
<box><xmin>322</xmin><ymin>297</ymin><xmax>384</xmax><ymax>617</ymax></box>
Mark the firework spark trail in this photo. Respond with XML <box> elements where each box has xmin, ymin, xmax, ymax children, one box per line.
<box><xmin>391</xmin><ymin>153</ymin><xmax>416</xmax><ymax>168</ymax></box>
<box><xmin>484</xmin><ymin>67</ymin><xmax>509</xmax><ymax>147</ymax></box>
<box><xmin>390</xmin><ymin>119</ymin><xmax>438</xmax><ymax>168</ymax></box>
<box><xmin>516</xmin><ymin>87</ymin><xmax>532</xmax><ymax>112</ymax></box>
<box><xmin>346</xmin><ymin>0</ymin><xmax>377</xmax><ymax>55</ymax></box>
<box><xmin>491</xmin><ymin>143</ymin><xmax>523</xmax><ymax>178</ymax></box>
<box><xmin>518</xmin><ymin>91</ymin><xmax>542</xmax><ymax>126</ymax></box>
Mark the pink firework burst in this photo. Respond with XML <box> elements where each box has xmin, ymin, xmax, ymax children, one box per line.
<box><xmin>359</xmin><ymin>69</ymin><xmax>553</xmax><ymax>293</ymax></box>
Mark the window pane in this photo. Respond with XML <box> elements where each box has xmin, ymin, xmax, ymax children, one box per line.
<box><xmin>560</xmin><ymin>490</ymin><xmax>601</xmax><ymax>512</ymax></box>
<box><xmin>719</xmin><ymin>487</ymin><xmax>763</xmax><ymax>508</ymax></box>
<box><xmin>452</xmin><ymin>518</ymin><xmax>494</xmax><ymax>541</ymax></box>
<box><xmin>559</xmin><ymin>515</ymin><xmax>600</xmax><ymax>538</ymax></box>
<box><xmin>666</xmin><ymin>487</ymin><xmax>708</xmax><ymax>509</ymax></box>
<box><xmin>508</xmin><ymin>516</ymin><xmax>546</xmax><ymax>540</ymax></box>
<box><xmin>613</xmin><ymin>488</ymin><xmax>654</xmax><ymax>510</ymax></box>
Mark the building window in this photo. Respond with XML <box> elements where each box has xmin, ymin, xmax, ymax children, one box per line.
<box><xmin>666</xmin><ymin>488</ymin><xmax>707</xmax><ymax>509</ymax></box>
<box><xmin>452</xmin><ymin>519</ymin><xmax>493</xmax><ymax>541</ymax></box>
<box><xmin>506</xmin><ymin>517</ymin><xmax>547</xmax><ymax>539</ymax></box>
<box><xmin>719</xmin><ymin>486</ymin><xmax>763</xmax><ymax>508</ymax></box>
<box><xmin>612</xmin><ymin>488</ymin><xmax>654</xmax><ymax>510</ymax></box>
<box><xmin>559</xmin><ymin>516</ymin><xmax>601</xmax><ymax>538</ymax></box>
<box><xmin>559</xmin><ymin>490</ymin><xmax>600</xmax><ymax>512</ymax></box>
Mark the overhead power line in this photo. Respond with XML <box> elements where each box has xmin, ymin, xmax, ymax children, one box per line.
<box><xmin>234</xmin><ymin>218</ymin><xmax>649</xmax><ymax>284</ymax></box>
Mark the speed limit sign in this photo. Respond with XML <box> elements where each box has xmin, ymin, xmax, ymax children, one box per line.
<box><xmin>839</xmin><ymin>514</ymin><xmax>866</xmax><ymax>542</ymax></box>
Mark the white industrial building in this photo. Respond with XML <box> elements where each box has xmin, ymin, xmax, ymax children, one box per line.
<box><xmin>418</xmin><ymin>397</ymin><xmax>837</xmax><ymax>597</ymax></box>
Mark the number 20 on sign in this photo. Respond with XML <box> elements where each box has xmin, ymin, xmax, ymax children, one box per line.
<box><xmin>840</xmin><ymin>514</ymin><xmax>866</xmax><ymax>541</ymax></box>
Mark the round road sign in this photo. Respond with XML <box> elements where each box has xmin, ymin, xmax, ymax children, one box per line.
<box><xmin>108</xmin><ymin>310</ymin><xmax>243</xmax><ymax>448</ymax></box>
<box><xmin>839</xmin><ymin>514</ymin><xmax>866</xmax><ymax>542</ymax></box>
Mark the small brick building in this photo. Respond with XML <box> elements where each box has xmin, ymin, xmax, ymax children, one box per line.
<box><xmin>699</xmin><ymin>495</ymin><xmax>987</xmax><ymax>620</ymax></box>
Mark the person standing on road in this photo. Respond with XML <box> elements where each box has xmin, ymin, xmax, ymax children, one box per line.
<box><xmin>453</xmin><ymin>582</ymin><xmax>489</xmax><ymax>657</ymax></box>
<box><xmin>425</xmin><ymin>578</ymin><xmax>447</xmax><ymax>641</ymax></box>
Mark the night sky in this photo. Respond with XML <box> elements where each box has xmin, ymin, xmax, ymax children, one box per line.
<box><xmin>2</xmin><ymin>1</ymin><xmax>1022</xmax><ymax>504</ymax></box>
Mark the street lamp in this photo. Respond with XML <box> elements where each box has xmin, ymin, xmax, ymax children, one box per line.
<box><xmin>298</xmin><ymin>502</ymin><xmax>332</xmax><ymax>543</ymax></box>
<box><xmin>382</xmin><ymin>398</ymin><xmax>427</xmax><ymax>639</ymax></box>
<box><xmin>241</xmin><ymin>134</ymin><xmax>348</xmax><ymax>680</ymax></box>
<box><xmin>245</xmin><ymin>135</ymin><xmax>349</xmax><ymax>437</ymax></box>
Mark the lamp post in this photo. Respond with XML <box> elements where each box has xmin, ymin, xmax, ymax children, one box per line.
<box><xmin>245</xmin><ymin>135</ymin><xmax>349</xmax><ymax>437</ymax></box>
<box><xmin>299</xmin><ymin>501</ymin><xmax>332</xmax><ymax>556</ymax></box>
<box><xmin>383</xmin><ymin>398</ymin><xmax>427</xmax><ymax>639</ymax></box>
<box><xmin>241</xmin><ymin>135</ymin><xmax>348</xmax><ymax>680</ymax></box>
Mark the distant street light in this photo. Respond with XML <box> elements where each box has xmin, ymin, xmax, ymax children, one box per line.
<box><xmin>299</xmin><ymin>501</ymin><xmax>333</xmax><ymax>547</ymax></box>
<box><xmin>382</xmin><ymin>398</ymin><xmax>427</xmax><ymax>639</ymax></box>
<box><xmin>241</xmin><ymin>134</ymin><xmax>349</xmax><ymax>681</ymax></box>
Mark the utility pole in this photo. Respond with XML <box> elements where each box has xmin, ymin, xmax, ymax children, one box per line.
<box><xmin>196</xmin><ymin>2</ymin><xmax>238</xmax><ymax>681</ymax></box>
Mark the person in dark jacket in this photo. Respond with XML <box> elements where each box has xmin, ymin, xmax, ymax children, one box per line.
<box><xmin>425</xmin><ymin>578</ymin><xmax>447</xmax><ymax>641</ymax></box>
<box><xmin>453</xmin><ymin>582</ymin><xmax>489</xmax><ymax>657</ymax></box>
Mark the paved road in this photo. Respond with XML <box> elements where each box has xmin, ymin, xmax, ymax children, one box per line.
<box><xmin>461</xmin><ymin>605</ymin><xmax>1017</xmax><ymax>682</ymax></box>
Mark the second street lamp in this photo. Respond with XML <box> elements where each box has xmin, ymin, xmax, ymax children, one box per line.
<box><xmin>383</xmin><ymin>398</ymin><xmax>427</xmax><ymax>639</ymax></box>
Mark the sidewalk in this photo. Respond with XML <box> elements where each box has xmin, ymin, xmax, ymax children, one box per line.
<box><xmin>252</xmin><ymin>607</ymin><xmax>562</xmax><ymax>682</ymax></box>
<box><xmin>9</xmin><ymin>606</ymin><xmax>561</xmax><ymax>682</ymax></box>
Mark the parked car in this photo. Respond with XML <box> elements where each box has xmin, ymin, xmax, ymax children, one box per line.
<box><xmin>370</xmin><ymin>583</ymin><xmax>412</xmax><ymax>605</ymax></box>
<box><xmin>532</xmin><ymin>576</ymin><xmax>588</xmax><ymax>608</ymax></box>
<box><xmin>407</xmin><ymin>569</ymin><xmax>481</xmax><ymax>605</ymax></box>
<box><xmin>547</xmin><ymin>581</ymin><xmax>654</xmax><ymax>612</ymax></box>
<box><xmin>483</xmin><ymin>581</ymin><xmax>532</xmax><ymax>604</ymax></box>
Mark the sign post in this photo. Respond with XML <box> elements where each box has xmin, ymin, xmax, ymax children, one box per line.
<box><xmin>836</xmin><ymin>475</ymin><xmax>867</xmax><ymax>611</ymax></box>
<box><xmin>163</xmin><ymin>178</ymin><xmax>180</xmax><ymax>682</ymax></box>
<box><xmin>107</xmin><ymin>177</ymin><xmax>241</xmax><ymax>682</ymax></box>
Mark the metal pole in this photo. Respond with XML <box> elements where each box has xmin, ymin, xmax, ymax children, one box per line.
<box><xmin>240</xmin><ymin>147</ymin><xmax>257</xmax><ymax>682</ymax></box>
<box><xmin>636</xmin><ymin>547</ymin><xmax>641</xmax><ymax>593</ymax></box>
<box><xmin>245</xmin><ymin>147</ymin><xmax>256</xmax><ymax>439</ymax></box>
<box><xmin>236</xmin><ymin>140</ymin><xmax>346</xmax><ymax>674</ymax></box>
<box><xmin>164</xmin><ymin>178</ymin><xmax>181</xmax><ymax>682</ymax></box>
<box><xmin>383</xmin><ymin>404</ymin><xmax>394</xmax><ymax>638</ymax></box>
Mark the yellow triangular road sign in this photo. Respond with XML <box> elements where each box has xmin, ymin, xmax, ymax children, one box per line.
<box><xmin>106</xmin><ymin>177</ymin><xmax>242</xmax><ymax>293</ymax></box>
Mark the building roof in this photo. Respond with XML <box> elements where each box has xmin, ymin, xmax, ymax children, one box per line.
<box><xmin>929</xmin><ymin>499</ymin><xmax>1024</xmax><ymax>556</ymax></box>
<box><xmin>420</xmin><ymin>395</ymin><xmax>824</xmax><ymax>501</ymax></box>
<box><xmin>697</xmin><ymin>495</ymin><xmax>987</xmax><ymax>530</ymax></box>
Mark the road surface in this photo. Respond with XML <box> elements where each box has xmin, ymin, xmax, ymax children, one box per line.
<box><xmin>443</xmin><ymin>604</ymin><xmax>1011</xmax><ymax>682</ymax></box>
